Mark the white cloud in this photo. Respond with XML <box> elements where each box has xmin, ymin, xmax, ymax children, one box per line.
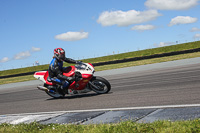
<box><xmin>14</xmin><ymin>51</ymin><xmax>31</xmax><ymax>60</ymax></box>
<box><xmin>190</xmin><ymin>27</ymin><xmax>200</xmax><ymax>32</ymax></box>
<box><xmin>168</xmin><ymin>16</ymin><xmax>198</xmax><ymax>26</ymax></box>
<box><xmin>31</xmin><ymin>47</ymin><xmax>41</xmax><ymax>52</ymax></box>
<box><xmin>159</xmin><ymin>42</ymin><xmax>166</xmax><ymax>47</ymax></box>
<box><xmin>55</xmin><ymin>31</ymin><xmax>89</xmax><ymax>41</ymax></box>
<box><xmin>145</xmin><ymin>0</ymin><xmax>199</xmax><ymax>10</ymax></box>
<box><xmin>14</xmin><ymin>47</ymin><xmax>40</xmax><ymax>60</ymax></box>
<box><xmin>155</xmin><ymin>42</ymin><xmax>175</xmax><ymax>47</ymax></box>
<box><xmin>97</xmin><ymin>9</ymin><xmax>162</xmax><ymax>27</ymax></box>
<box><xmin>194</xmin><ymin>33</ymin><xmax>200</xmax><ymax>38</ymax></box>
<box><xmin>131</xmin><ymin>25</ymin><xmax>156</xmax><ymax>31</ymax></box>
<box><xmin>0</xmin><ymin>57</ymin><xmax>9</xmax><ymax>63</ymax></box>
<box><xmin>0</xmin><ymin>47</ymin><xmax>41</xmax><ymax>63</ymax></box>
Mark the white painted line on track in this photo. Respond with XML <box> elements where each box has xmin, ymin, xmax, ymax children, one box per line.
<box><xmin>10</xmin><ymin>116</ymin><xmax>37</xmax><ymax>124</ymax></box>
<box><xmin>2</xmin><ymin>104</ymin><xmax>200</xmax><ymax>116</ymax></box>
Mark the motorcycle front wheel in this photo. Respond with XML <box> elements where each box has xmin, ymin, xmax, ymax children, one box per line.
<box><xmin>89</xmin><ymin>76</ymin><xmax>111</xmax><ymax>94</ymax></box>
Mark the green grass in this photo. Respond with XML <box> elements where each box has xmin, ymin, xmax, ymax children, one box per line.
<box><xmin>0</xmin><ymin>75</ymin><xmax>34</xmax><ymax>85</ymax></box>
<box><xmin>1</xmin><ymin>52</ymin><xmax>200</xmax><ymax>85</ymax></box>
<box><xmin>0</xmin><ymin>120</ymin><xmax>200</xmax><ymax>133</ymax></box>
<box><xmin>1</xmin><ymin>41</ymin><xmax>200</xmax><ymax>85</ymax></box>
<box><xmin>83</xmin><ymin>41</ymin><xmax>200</xmax><ymax>63</ymax></box>
<box><xmin>1</xmin><ymin>41</ymin><xmax>200</xmax><ymax>77</ymax></box>
<box><xmin>94</xmin><ymin>52</ymin><xmax>200</xmax><ymax>71</ymax></box>
<box><xmin>0</xmin><ymin>64</ymin><xmax>49</xmax><ymax>77</ymax></box>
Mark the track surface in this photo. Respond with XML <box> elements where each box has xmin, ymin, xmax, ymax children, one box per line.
<box><xmin>0</xmin><ymin>59</ymin><xmax>200</xmax><ymax>116</ymax></box>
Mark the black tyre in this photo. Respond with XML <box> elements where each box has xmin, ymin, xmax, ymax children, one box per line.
<box><xmin>45</xmin><ymin>91</ymin><xmax>64</xmax><ymax>98</ymax></box>
<box><xmin>44</xmin><ymin>84</ymin><xmax>64</xmax><ymax>98</ymax></box>
<box><xmin>89</xmin><ymin>76</ymin><xmax>111</xmax><ymax>94</ymax></box>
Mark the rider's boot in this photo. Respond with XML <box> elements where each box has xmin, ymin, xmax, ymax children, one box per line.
<box><xmin>60</xmin><ymin>85</ymin><xmax>67</xmax><ymax>96</ymax></box>
<box><xmin>49</xmin><ymin>89</ymin><xmax>55</xmax><ymax>93</ymax></box>
<box><xmin>61</xmin><ymin>80</ymin><xmax>71</xmax><ymax>95</ymax></box>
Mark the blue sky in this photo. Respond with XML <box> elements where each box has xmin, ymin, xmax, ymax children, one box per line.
<box><xmin>0</xmin><ymin>0</ymin><xmax>200</xmax><ymax>71</ymax></box>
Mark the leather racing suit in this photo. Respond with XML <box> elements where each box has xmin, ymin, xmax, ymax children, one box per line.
<box><xmin>48</xmin><ymin>57</ymin><xmax>77</xmax><ymax>92</ymax></box>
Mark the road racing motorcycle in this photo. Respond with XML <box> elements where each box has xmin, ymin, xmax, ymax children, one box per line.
<box><xmin>34</xmin><ymin>63</ymin><xmax>111</xmax><ymax>98</ymax></box>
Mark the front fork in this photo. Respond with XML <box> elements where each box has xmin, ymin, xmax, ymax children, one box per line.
<box><xmin>88</xmin><ymin>81</ymin><xmax>99</xmax><ymax>90</ymax></box>
<box><xmin>88</xmin><ymin>76</ymin><xmax>102</xmax><ymax>90</ymax></box>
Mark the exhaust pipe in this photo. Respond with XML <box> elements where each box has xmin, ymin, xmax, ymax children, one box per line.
<box><xmin>37</xmin><ymin>86</ymin><xmax>48</xmax><ymax>91</ymax></box>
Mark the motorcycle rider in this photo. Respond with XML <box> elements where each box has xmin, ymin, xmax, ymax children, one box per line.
<box><xmin>48</xmin><ymin>48</ymin><xmax>80</xmax><ymax>94</ymax></box>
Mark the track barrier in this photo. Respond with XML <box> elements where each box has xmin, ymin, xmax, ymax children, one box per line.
<box><xmin>1</xmin><ymin>48</ymin><xmax>200</xmax><ymax>79</ymax></box>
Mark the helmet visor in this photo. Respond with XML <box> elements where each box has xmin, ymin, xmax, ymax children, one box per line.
<box><xmin>58</xmin><ymin>53</ymin><xmax>65</xmax><ymax>60</ymax></box>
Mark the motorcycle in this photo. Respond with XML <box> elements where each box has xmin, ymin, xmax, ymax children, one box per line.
<box><xmin>34</xmin><ymin>62</ymin><xmax>111</xmax><ymax>98</ymax></box>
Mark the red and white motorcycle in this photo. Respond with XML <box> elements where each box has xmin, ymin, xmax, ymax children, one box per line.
<box><xmin>34</xmin><ymin>63</ymin><xmax>111</xmax><ymax>98</ymax></box>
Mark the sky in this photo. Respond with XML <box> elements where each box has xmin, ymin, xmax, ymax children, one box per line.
<box><xmin>0</xmin><ymin>0</ymin><xmax>200</xmax><ymax>71</ymax></box>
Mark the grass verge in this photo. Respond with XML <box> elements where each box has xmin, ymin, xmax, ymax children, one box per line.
<box><xmin>0</xmin><ymin>120</ymin><xmax>200</xmax><ymax>133</ymax></box>
<box><xmin>1</xmin><ymin>41</ymin><xmax>200</xmax><ymax>77</ymax></box>
<box><xmin>1</xmin><ymin>52</ymin><xmax>200</xmax><ymax>85</ymax></box>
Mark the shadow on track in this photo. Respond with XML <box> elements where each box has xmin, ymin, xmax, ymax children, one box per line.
<box><xmin>46</xmin><ymin>92</ymin><xmax>113</xmax><ymax>100</ymax></box>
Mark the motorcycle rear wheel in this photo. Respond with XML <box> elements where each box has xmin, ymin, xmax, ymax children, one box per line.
<box><xmin>89</xmin><ymin>76</ymin><xmax>111</xmax><ymax>94</ymax></box>
<box><xmin>46</xmin><ymin>91</ymin><xmax>64</xmax><ymax>98</ymax></box>
<box><xmin>44</xmin><ymin>84</ymin><xmax>64</xmax><ymax>98</ymax></box>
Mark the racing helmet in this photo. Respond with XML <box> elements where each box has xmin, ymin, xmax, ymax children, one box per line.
<box><xmin>54</xmin><ymin>48</ymin><xmax>65</xmax><ymax>61</ymax></box>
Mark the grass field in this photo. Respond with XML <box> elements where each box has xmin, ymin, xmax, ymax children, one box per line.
<box><xmin>1</xmin><ymin>51</ymin><xmax>200</xmax><ymax>85</ymax></box>
<box><xmin>1</xmin><ymin>41</ymin><xmax>200</xmax><ymax>77</ymax></box>
<box><xmin>1</xmin><ymin>41</ymin><xmax>200</xmax><ymax>85</ymax></box>
<box><xmin>0</xmin><ymin>120</ymin><xmax>200</xmax><ymax>133</ymax></box>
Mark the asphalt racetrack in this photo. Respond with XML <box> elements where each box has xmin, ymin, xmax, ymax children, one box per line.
<box><xmin>0</xmin><ymin>57</ymin><xmax>200</xmax><ymax>124</ymax></box>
